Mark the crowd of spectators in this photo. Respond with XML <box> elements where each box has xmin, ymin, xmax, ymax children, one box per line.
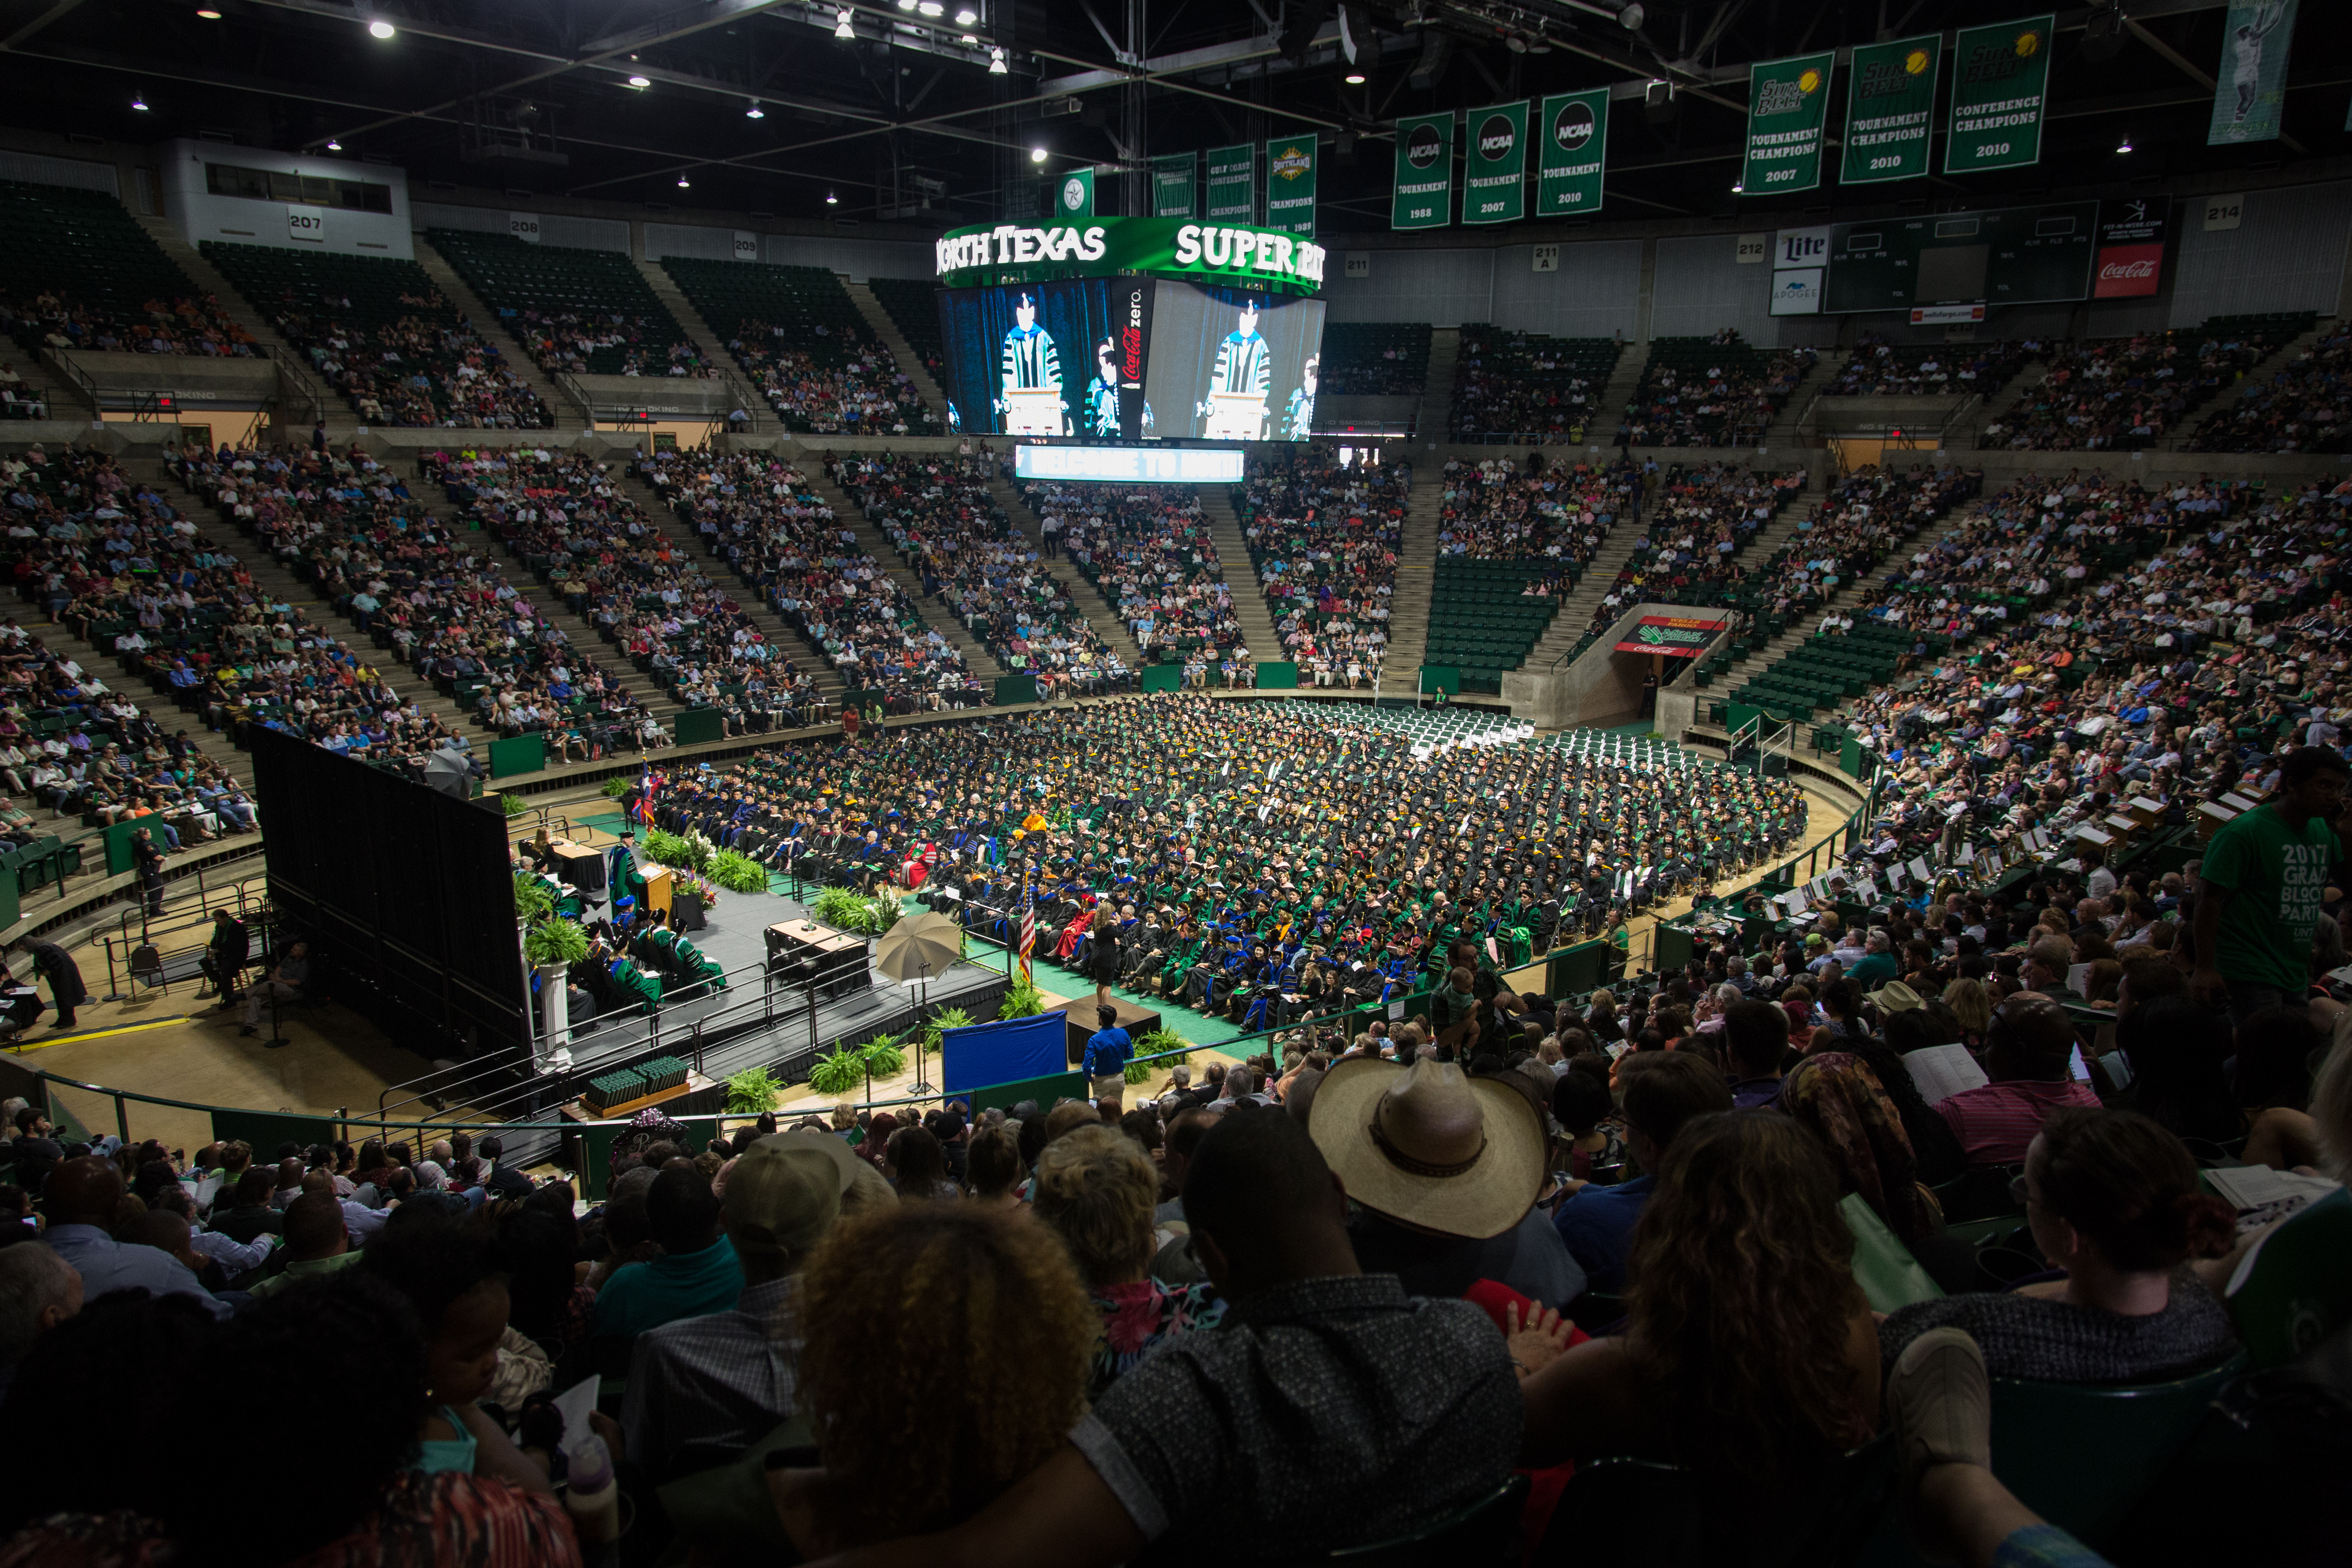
<box><xmin>1979</xmin><ymin>327</ymin><xmax>2275</xmax><ymax>452</ymax></box>
<box><xmin>1434</xmin><ymin>453</ymin><xmax>1639</xmax><ymax>580</ymax></box>
<box><xmin>1320</xmin><ymin>339</ymin><xmax>1424</xmax><ymax>396</ymax></box>
<box><xmin>1030</xmin><ymin>477</ymin><xmax>1245</xmax><ymax>658</ymax></box>
<box><xmin>0</xmin><ymin>364</ymin><xmax>47</xmax><ymax>421</ymax></box>
<box><xmin>2190</xmin><ymin>323</ymin><xmax>2352</xmax><ymax>454</ymax></box>
<box><xmin>728</xmin><ymin>324</ymin><xmax>936</xmax><ymax>436</ymax></box>
<box><xmin>511</xmin><ymin>311</ymin><xmax>719</xmax><ymax>381</ymax></box>
<box><xmin>1730</xmin><ymin>463</ymin><xmax>1984</xmax><ymax>629</ymax></box>
<box><xmin>1623</xmin><ymin>337</ymin><xmax>1817</xmax><ymax>448</ymax></box>
<box><xmin>1583</xmin><ymin>463</ymin><xmax>1803</xmax><ymax>633</ymax></box>
<box><xmin>1238</xmin><ymin>446</ymin><xmax>1405</xmax><ymax>689</ymax></box>
<box><xmin>1450</xmin><ymin>326</ymin><xmax>1620</xmax><ymax>441</ymax></box>
<box><xmin>1827</xmin><ymin>337</ymin><xmax>2032</xmax><ymax>399</ymax></box>
<box><xmin>641</xmin><ymin>447</ymin><xmax>984</xmax><ymax>715</ymax></box>
<box><xmin>269</xmin><ymin>298</ymin><xmax>551</xmax><ymax>431</ymax></box>
<box><xmin>1</xmin><ymin>290</ymin><xmax>258</xmax><ymax>358</ymax></box>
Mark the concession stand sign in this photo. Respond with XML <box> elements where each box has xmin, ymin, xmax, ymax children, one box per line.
<box><xmin>1616</xmin><ymin>615</ymin><xmax>1729</xmax><ymax>656</ymax></box>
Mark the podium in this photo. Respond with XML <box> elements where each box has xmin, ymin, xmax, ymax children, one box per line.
<box><xmin>641</xmin><ymin>866</ymin><xmax>673</xmax><ymax>921</ymax></box>
<box><xmin>1201</xmin><ymin>392</ymin><xmax>1269</xmax><ymax>440</ymax></box>
<box><xmin>764</xmin><ymin>919</ymin><xmax>872</xmax><ymax>1000</ymax></box>
<box><xmin>1001</xmin><ymin>388</ymin><xmax>1067</xmax><ymax>436</ymax></box>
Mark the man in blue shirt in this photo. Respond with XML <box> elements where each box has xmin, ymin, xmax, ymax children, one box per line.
<box><xmin>41</xmin><ymin>1156</ymin><xmax>229</xmax><ymax>1319</ymax></box>
<box><xmin>1551</xmin><ymin>1053</ymin><xmax>1731</xmax><ymax>1294</ymax></box>
<box><xmin>1082</xmin><ymin>1005</ymin><xmax>1133</xmax><ymax>1105</ymax></box>
<box><xmin>594</xmin><ymin>1166</ymin><xmax>744</xmax><ymax>1341</ymax></box>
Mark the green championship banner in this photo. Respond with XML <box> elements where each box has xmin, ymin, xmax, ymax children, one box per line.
<box><xmin>1742</xmin><ymin>51</ymin><xmax>1834</xmax><ymax>195</ymax></box>
<box><xmin>933</xmin><ymin>215</ymin><xmax>1326</xmax><ymax>295</ymax></box>
<box><xmin>2209</xmin><ymin>0</ymin><xmax>2297</xmax><ymax>146</ymax></box>
<box><xmin>1945</xmin><ymin>14</ymin><xmax>2054</xmax><ymax>173</ymax></box>
<box><xmin>1842</xmin><ymin>33</ymin><xmax>1940</xmax><ymax>184</ymax></box>
<box><xmin>1392</xmin><ymin>112</ymin><xmax>1453</xmax><ymax>229</ymax></box>
<box><xmin>1206</xmin><ymin>143</ymin><xmax>1255</xmax><ymax>221</ymax></box>
<box><xmin>1265</xmin><ymin>134</ymin><xmax>1316</xmax><ymax>235</ymax></box>
<box><xmin>1054</xmin><ymin>166</ymin><xmax>1094</xmax><ymax>219</ymax></box>
<box><xmin>1535</xmin><ymin>89</ymin><xmax>1608</xmax><ymax>216</ymax></box>
<box><xmin>1151</xmin><ymin>151</ymin><xmax>1197</xmax><ymax>217</ymax></box>
<box><xmin>1463</xmin><ymin>100</ymin><xmax>1529</xmax><ymax>225</ymax></box>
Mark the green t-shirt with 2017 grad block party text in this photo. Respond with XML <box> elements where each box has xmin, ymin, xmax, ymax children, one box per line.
<box><xmin>2202</xmin><ymin>805</ymin><xmax>2341</xmax><ymax>993</ymax></box>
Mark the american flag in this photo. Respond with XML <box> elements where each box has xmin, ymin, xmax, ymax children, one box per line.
<box><xmin>1018</xmin><ymin>880</ymin><xmax>1035</xmax><ymax>981</ymax></box>
<box><xmin>635</xmin><ymin>764</ymin><xmax>658</xmax><ymax>827</ymax></box>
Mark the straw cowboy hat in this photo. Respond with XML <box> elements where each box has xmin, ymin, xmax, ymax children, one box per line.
<box><xmin>1867</xmin><ymin>980</ymin><xmax>1926</xmax><ymax>1014</ymax></box>
<box><xmin>1307</xmin><ymin>1056</ymin><xmax>1548</xmax><ymax>1241</ymax></box>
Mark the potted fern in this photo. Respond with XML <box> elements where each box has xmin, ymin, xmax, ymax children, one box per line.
<box><xmin>724</xmin><ymin>1066</ymin><xmax>782</xmax><ymax>1115</ymax></box>
<box><xmin>808</xmin><ymin>1042</ymin><xmax>866</xmax><ymax>1097</ymax></box>
<box><xmin>860</xmin><ymin>1032</ymin><xmax>907</xmax><ymax>1078</ymax></box>
<box><xmin>997</xmin><ymin>974</ymin><xmax>1045</xmax><ymax>1020</ymax></box>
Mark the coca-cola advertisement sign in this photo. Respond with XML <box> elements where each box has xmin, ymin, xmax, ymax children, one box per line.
<box><xmin>2093</xmin><ymin>196</ymin><xmax>2168</xmax><ymax>299</ymax></box>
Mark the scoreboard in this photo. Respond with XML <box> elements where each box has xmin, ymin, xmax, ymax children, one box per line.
<box><xmin>1815</xmin><ymin>200</ymin><xmax>2100</xmax><ymax>314</ymax></box>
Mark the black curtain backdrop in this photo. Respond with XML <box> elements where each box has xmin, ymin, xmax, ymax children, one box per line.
<box><xmin>935</xmin><ymin>278</ymin><xmax>1124</xmax><ymax>437</ymax></box>
<box><xmin>251</xmin><ymin>728</ymin><xmax>528</xmax><ymax>1060</ymax></box>
<box><xmin>1141</xmin><ymin>280</ymin><xmax>1326</xmax><ymax>441</ymax></box>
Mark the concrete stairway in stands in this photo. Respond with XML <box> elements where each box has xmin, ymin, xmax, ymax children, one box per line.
<box><xmin>1762</xmin><ymin>352</ymin><xmax>1833</xmax><ymax>451</ymax></box>
<box><xmin>2177</xmin><ymin>321</ymin><xmax>2334</xmax><ymax>439</ymax></box>
<box><xmin>984</xmin><ymin>476</ymin><xmax>1145</xmax><ymax>666</ymax></box>
<box><xmin>1413</xmin><ymin>328</ymin><xmax>1459</xmax><ymax>443</ymax></box>
<box><xmin>409</xmin><ymin>237</ymin><xmax>591</xmax><ymax>432</ymax></box>
<box><xmin>1382</xmin><ymin>465</ymin><xmax>1444</xmax><ymax>694</ymax></box>
<box><xmin>10</xmin><ymin>350</ymin><xmax>87</xmax><ymax>421</ymax></box>
<box><xmin>1593</xmin><ymin>340</ymin><xmax>1647</xmax><ymax>437</ymax></box>
<box><xmin>134</xmin><ymin>217</ymin><xmax>343</xmax><ymax>436</ymax></box>
<box><xmin>610</xmin><ymin>469</ymin><xmax>846</xmax><ymax>706</ymax></box>
<box><xmin>1197</xmin><ymin>488</ymin><xmax>1283</xmax><ymax>662</ymax></box>
<box><xmin>632</xmin><ymin>259</ymin><xmax>767</xmax><ymax>432</ymax></box>
<box><xmin>842</xmin><ymin>280</ymin><xmax>949</xmax><ymax>416</ymax></box>
<box><xmin>1522</xmin><ymin>527</ymin><xmax>1648</xmax><ymax>670</ymax></box>
<box><xmin>797</xmin><ymin>467</ymin><xmax>1003</xmax><ymax>679</ymax></box>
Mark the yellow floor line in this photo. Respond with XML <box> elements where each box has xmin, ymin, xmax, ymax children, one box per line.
<box><xmin>9</xmin><ymin>1015</ymin><xmax>197</xmax><ymax>1051</ymax></box>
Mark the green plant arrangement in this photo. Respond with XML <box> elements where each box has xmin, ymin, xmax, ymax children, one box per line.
<box><xmin>808</xmin><ymin>1042</ymin><xmax>866</xmax><ymax>1096</ymax></box>
<box><xmin>808</xmin><ymin>886</ymin><xmax>902</xmax><ymax>935</ymax></box>
<box><xmin>523</xmin><ymin>918</ymin><xmax>589</xmax><ymax>967</ymax></box>
<box><xmin>513</xmin><ymin>871</ymin><xmax>555</xmax><ymax>923</ymax></box>
<box><xmin>500</xmin><ymin>792</ymin><xmax>531</xmax><ymax>817</ymax></box>
<box><xmin>920</xmin><ymin>1005</ymin><xmax>973</xmax><ymax>1052</ymax></box>
<box><xmin>724</xmin><ymin>1065</ymin><xmax>782</xmax><ymax>1115</ymax></box>
<box><xmin>706</xmin><ymin>849</ymin><xmax>770</xmax><ymax>895</ymax></box>
<box><xmin>642</xmin><ymin>827</ymin><xmax>693</xmax><ymax>866</ymax></box>
<box><xmin>859</xmin><ymin>1033</ymin><xmax>906</xmax><ymax>1078</ymax></box>
<box><xmin>1126</xmin><ymin>1026</ymin><xmax>1192</xmax><ymax>1084</ymax></box>
<box><xmin>997</xmin><ymin>974</ymin><xmax>1046</xmax><ymax>1020</ymax></box>
<box><xmin>601</xmin><ymin>776</ymin><xmax>635</xmax><ymax>799</ymax></box>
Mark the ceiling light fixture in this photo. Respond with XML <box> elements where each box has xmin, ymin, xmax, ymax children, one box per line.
<box><xmin>1731</xmin><ymin>179</ymin><xmax>1744</xmax><ymax>193</ymax></box>
<box><xmin>826</xmin><ymin>190</ymin><xmax>839</xmax><ymax>205</ymax></box>
<box><xmin>960</xmin><ymin>32</ymin><xmax>979</xmax><ymax>43</ymax></box>
<box><xmin>1344</xmin><ymin>71</ymin><xmax>1365</xmax><ymax>83</ymax></box>
<box><xmin>326</xmin><ymin>138</ymin><xmax>342</xmax><ymax>150</ymax></box>
<box><xmin>917</xmin><ymin>1</ymin><xmax>943</xmax><ymax>16</ymax></box>
<box><xmin>745</xmin><ymin>100</ymin><xmax>764</xmax><ymax>118</ymax></box>
<box><xmin>834</xmin><ymin>6</ymin><xmax>854</xmax><ymax>34</ymax></box>
<box><xmin>988</xmin><ymin>45</ymin><xmax>1008</xmax><ymax>73</ymax></box>
<box><xmin>195</xmin><ymin>7</ymin><xmax>222</xmax><ymax>16</ymax></box>
<box><xmin>1029</xmin><ymin>145</ymin><xmax>1047</xmax><ymax>163</ymax></box>
<box><xmin>627</xmin><ymin>74</ymin><xmax>650</xmax><ymax>87</ymax></box>
<box><xmin>368</xmin><ymin>18</ymin><xmax>394</xmax><ymax>38</ymax></box>
<box><xmin>955</xmin><ymin>5</ymin><xmax>977</xmax><ymax>21</ymax></box>
<box><xmin>896</xmin><ymin>0</ymin><xmax>915</xmax><ymax>10</ymax></box>
<box><xmin>2116</xmin><ymin>134</ymin><xmax>2133</xmax><ymax>153</ymax></box>
<box><xmin>131</xmin><ymin>94</ymin><xmax>149</xmax><ymax>110</ymax></box>
<box><xmin>1619</xmin><ymin>3</ymin><xmax>1644</xmax><ymax>27</ymax></box>
<box><xmin>677</xmin><ymin>174</ymin><xmax>691</xmax><ymax>187</ymax></box>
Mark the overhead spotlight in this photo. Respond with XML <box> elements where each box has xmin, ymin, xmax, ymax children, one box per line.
<box><xmin>1506</xmin><ymin>36</ymin><xmax>1527</xmax><ymax>52</ymax></box>
<box><xmin>955</xmin><ymin>5</ymin><xmax>977</xmax><ymax>21</ymax></box>
<box><xmin>368</xmin><ymin>18</ymin><xmax>394</xmax><ymax>38</ymax></box>
<box><xmin>895</xmin><ymin>0</ymin><xmax>915</xmax><ymax>10</ymax></box>
<box><xmin>1029</xmin><ymin>145</ymin><xmax>1047</xmax><ymax>163</ymax></box>
<box><xmin>1344</xmin><ymin>71</ymin><xmax>1365</xmax><ymax>84</ymax></box>
<box><xmin>131</xmin><ymin>94</ymin><xmax>149</xmax><ymax>110</ymax></box>
<box><xmin>834</xmin><ymin>7</ymin><xmax>854</xmax><ymax>35</ymax></box>
<box><xmin>195</xmin><ymin>7</ymin><xmax>222</xmax><ymax>17</ymax></box>
<box><xmin>677</xmin><ymin>174</ymin><xmax>692</xmax><ymax>187</ymax></box>
<box><xmin>627</xmin><ymin>74</ymin><xmax>650</xmax><ymax>87</ymax></box>
<box><xmin>2116</xmin><ymin>134</ymin><xmax>2133</xmax><ymax>154</ymax></box>
<box><xmin>326</xmin><ymin>138</ymin><xmax>342</xmax><ymax>150</ymax></box>
<box><xmin>1731</xmin><ymin>178</ymin><xmax>1744</xmax><ymax>193</ymax></box>
<box><xmin>745</xmin><ymin>100</ymin><xmax>765</xmax><ymax>118</ymax></box>
<box><xmin>917</xmin><ymin>2</ymin><xmax>943</xmax><ymax>15</ymax></box>
<box><xmin>989</xmin><ymin>45</ymin><xmax>1008</xmax><ymax>73</ymax></box>
<box><xmin>961</xmin><ymin>33</ymin><xmax>979</xmax><ymax>44</ymax></box>
<box><xmin>825</xmin><ymin>190</ymin><xmax>839</xmax><ymax>205</ymax></box>
<box><xmin>1619</xmin><ymin>3</ymin><xmax>1644</xmax><ymax>27</ymax></box>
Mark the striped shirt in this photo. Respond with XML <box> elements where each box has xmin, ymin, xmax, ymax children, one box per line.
<box><xmin>1937</xmin><ymin>1078</ymin><xmax>2103</xmax><ymax>1168</ymax></box>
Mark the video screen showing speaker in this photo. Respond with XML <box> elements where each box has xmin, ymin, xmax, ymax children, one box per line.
<box><xmin>936</xmin><ymin>277</ymin><xmax>1132</xmax><ymax>439</ymax></box>
<box><xmin>1142</xmin><ymin>279</ymin><xmax>1326</xmax><ymax>442</ymax></box>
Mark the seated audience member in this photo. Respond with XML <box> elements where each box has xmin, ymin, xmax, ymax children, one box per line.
<box><xmin>1782</xmin><ymin>1052</ymin><xmax>1940</xmax><ymax>1245</ymax></box>
<box><xmin>1550</xmin><ymin>1052</ymin><xmax>1734</xmax><ymax>1293</ymax></box>
<box><xmin>207</xmin><ymin>1166</ymin><xmax>286</xmax><ymax>1244</ymax></box>
<box><xmin>2115</xmin><ymin>995</ymin><xmax>2240</xmax><ymax>1145</ymax></box>
<box><xmin>2233</xmin><ymin>1005</ymin><xmax>2328</xmax><ymax>1169</ymax></box>
<box><xmin>1312</xmin><ymin>1056</ymin><xmax>1584</xmax><ymax>1308</ymax></box>
<box><xmin>38</xmin><ymin>1156</ymin><xmax>229</xmax><ymax>1319</ymax></box>
<box><xmin>358</xmin><ymin>1212</ymin><xmax>555</xmax><ymax>1493</ymax></box>
<box><xmin>1520</xmin><ymin>1111</ymin><xmax>1878</xmax><ymax>1543</ymax></box>
<box><xmin>967</xmin><ymin>1125</ymin><xmax>1030</xmax><ymax>1220</ymax></box>
<box><xmin>1724</xmin><ymin>999</ymin><xmax>1791</xmax><ymax>1107</ymax></box>
<box><xmin>1552</xmin><ymin>1069</ymin><xmax>1625</xmax><ymax>1181</ymax></box>
<box><xmin>1935</xmin><ymin>992</ymin><xmax>2100</xmax><ymax>1167</ymax></box>
<box><xmin>246</xmin><ymin>1189</ymin><xmax>361</xmax><ymax>1298</ymax></box>
<box><xmin>0</xmin><ymin>1244</ymin><xmax>80</xmax><ymax>1399</ymax></box>
<box><xmin>1034</xmin><ymin>1123</ymin><xmax>1223</xmax><ymax>1398</ymax></box>
<box><xmin>592</xmin><ymin>1165</ymin><xmax>744</xmax><ymax>1340</ymax></box>
<box><xmin>818</xmin><ymin>1109</ymin><xmax>1521</xmax><ymax>1564</ymax></box>
<box><xmin>1879</xmin><ymin>1107</ymin><xmax>2242</xmax><ymax>1382</ymax></box>
<box><xmin>624</xmin><ymin>1136</ymin><xmax>851</xmax><ymax>1480</ymax></box>
<box><xmin>766</xmin><ymin>1203</ymin><xmax>1098</xmax><ymax>1554</ymax></box>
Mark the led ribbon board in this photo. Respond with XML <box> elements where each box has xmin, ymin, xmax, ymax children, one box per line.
<box><xmin>1014</xmin><ymin>445</ymin><xmax>1246</xmax><ymax>483</ymax></box>
<box><xmin>934</xmin><ymin>216</ymin><xmax>1326</xmax><ymax>297</ymax></box>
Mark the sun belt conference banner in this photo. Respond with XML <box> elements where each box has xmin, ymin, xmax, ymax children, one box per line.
<box><xmin>1742</xmin><ymin>51</ymin><xmax>1834</xmax><ymax>196</ymax></box>
<box><xmin>1055</xmin><ymin>167</ymin><xmax>1095</xmax><ymax>219</ymax></box>
<box><xmin>1945</xmin><ymin>14</ymin><xmax>2054</xmax><ymax>173</ymax></box>
<box><xmin>1536</xmin><ymin>89</ymin><xmax>1607</xmax><ymax>216</ymax></box>
<box><xmin>1206</xmin><ymin>143</ymin><xmax>1256</xmax><ymax>222</ymax></box>
<box><xmin>1842</xmin><ymin>33</ymin><xmax>1940</xmax><ymax>184</ymax></box>
<box><xmin>1151</xmin><ymin>151</ymin><xmax>1197</xmax><ymax>218</ymax></box>
<box><xmin>1392</xmin><ymin>113</ymin><xmax>1453</xmax><ymax>230</ymax></box>
<box><xmin>2209</xmin><ymin>0</ymin><xmax>2298</xmax><ymax>146</ymax></box>
<box><xmin>1265</xmin><ymin>134</ymin><xmax>1316</xmax><ymax>236</ymax></box>
<box><xmin>1463</xmin><ymin>100</ymin><xmax>1529</xmax><ymax>225</ymax></box>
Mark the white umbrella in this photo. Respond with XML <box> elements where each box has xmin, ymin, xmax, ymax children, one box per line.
<box><xmin>874</xmin><ymin>910</ymin><xmax>963</xmax><ymax>983</ymax></box>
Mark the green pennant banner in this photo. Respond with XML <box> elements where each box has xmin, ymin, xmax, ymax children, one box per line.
<box><xmin>1742</xmin><ymin>51</ymin><xmax>1835</xmax><ymax>195</ymax></box>
<box><xmin>1265</xmin><ymin>134</ymin><xmax>1316</xmax><ymax>235</ymax></box>
<box><xmin>1054</xmin><ymin>166</ymin><xmax>1095</xmax><ymax>219</ymax></box>
<box><xmin>1463</xmin><ymin>100</ymin><xmax>1529</xmax><ymax>225</ymax></box>
<box><xmin>1535</xmin><ymin>90</ymin><xmax>1608</xmax><ymax>216</ymax></box>
<box><xmin>1392</xmin><ymin>113</ymin><xmax>1453</xmax><ymax>229</ymax></box>
<box><xmin>1842</xmin><ymin>33</ymin><xmax>1941</xmax><ymax>184</ymax></box>
<box><xmin>1205</xmin><ymin>143</ymin><xmax>1256</xmax><ymax>221</ymax></box>
<box><xmin>1945</xmin><ymin>14</ymin><xmax>2054</xmax><ymax>173</ymax></box>
<box><xmin>1150</xmin><ymin>151</ymin><xmax>1197</xmax><ymax>218</ymax></box>
<box><xmin>2209</xmin><ymin>0</ymin><xmax>2298</xmax><ymax>146</ymax></box>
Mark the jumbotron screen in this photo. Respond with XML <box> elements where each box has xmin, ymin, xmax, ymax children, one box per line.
<box><xmin>935</xmin><ymin>277</ymin><xmax>1325</xmax><ymax>442</ymax></box>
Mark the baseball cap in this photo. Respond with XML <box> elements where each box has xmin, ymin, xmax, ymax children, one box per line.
<box><xmin>722</xmin><ymin>1138</ymin><xmax>841</xmax><ymax>1261</ymax></box>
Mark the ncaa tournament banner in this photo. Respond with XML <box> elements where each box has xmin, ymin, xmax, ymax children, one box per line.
<box><xmin>2209</xmin><ymin>0</ymin><xmax>2297</xmax><ymax>145</ymax></box>
<box><xmin>1945</xmin><ymin>15</ymin><xmax>2053</xmax><ymax>173</ymax></box>
<box><xmin>1842</xmin><ymin>34</ymin><xmax>1940</xmax><ymax>184</ymax></box>
<box><xmin>1463</xmin><ymin>100</ymin><xmax>1529</xmax><ymax>225</ymax></box>
<box><xmin>1151</xmin><ymin>151</ymin><xmax>1197</xmax><ymax>218</ymax></box>
<box><xmin>1265</xmin><ymin>134</ymin><xmax>1317</xmax><ymax>236</ymax></box>
<box><xmin>1536</xmin><ymin>90</ymin><xmax>1608</xmax><ymax>216</ymax></box>
<box><xmin>1206</xmin><ymin>144</ymin><xmax>1256</xmax><ymax>222</ymax></box>
<box><xmin>1392</xmin><ymin>113</ymin><xmax>1453</xmax><ymax>229</ymax></box>
<box><xmin>1055</xmin><ymin>167</ymin><xmax>1095</xmax><ymax>219</ymax></box>
<box><xmin>1742</xmin><ymin>52</ymin><xmax>1834</xmax><ymax>196</ymax></box>
<box><xmin>2094</xmin><ymin>197</ymin><xmax>2168</xmax><ymax>298</ymax></box>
